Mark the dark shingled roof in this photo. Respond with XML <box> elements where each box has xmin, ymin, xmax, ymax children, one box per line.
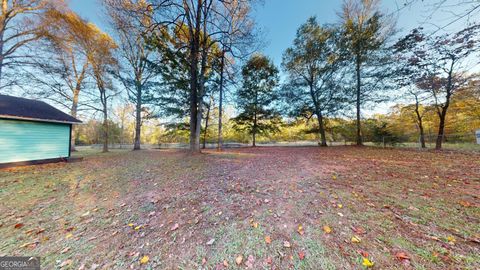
<box><xmin>0</xmin><ymin>94</ymin><xmax>81</xmax><ymax>124</ymax></box>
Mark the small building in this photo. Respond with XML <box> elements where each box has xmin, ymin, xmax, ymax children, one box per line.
<box><xmin>0</xmin><ymin>94</ymin><xmax>82</xmax><ymax>167</ymax></box>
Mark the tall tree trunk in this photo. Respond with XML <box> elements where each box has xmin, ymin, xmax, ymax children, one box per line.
<box><xmin>133</xmin><ymin>81</ymin><xmax>142</xmax><ymax>150</ymax></box>
<box><xmin>189</xmin><ymin>87</ymin><xmax>199</xmax><ymax>151</ymax></box>
<box><xmin>102</xmin><ymin>94</ymin><xmax>108</xmax><ymax>153</ymax></box>
<box><xmin>217</xmin><ymin>50</ymin><xmax>225</xmax><ymax>150</ymax></box>
<box><xmin>435</xmin><ymin>61</ymin><xmax>454</xmax><ymax>150</ymax></box>
<box><xmin>188</xmin><ymin>0</ymin><xmax>210</xmax><ymax>153</ymax></box>
<box><xmin>189</xmin><ymin>73</ymin><xmax>199</xmax><ymax>152</ymax></box>
<box><xmin>202</xmin><ymin>98</ymin><xmax>211</xmax><ymax>149</ymax></box>
<box><xmin>188</xmin><ymin>1</ymin><xmax>202</xmax><ymax>153</ymax></box>
<box><xmin>309</xmin><ymin>83</ymin><xmax>327</xmax><ymax>147</ymax></box>
<box><xmin>70</xmin><ymin>88</ymin><xmax>80</xmax><ymax>151</ymax></box>
<box><xmin>414</xmin><ymin>96</ymin><xmax>426</xmax><ymax>148</ymax></box>
<box><xmin>355</xmin><ymin>55</ymin><xmax>363</xmax><ymax>146</ymax></box>
<box><xmin>194</xmin><ymin>100</ymin><xmax>202</xmax><ymax>151</ymax></box>
<box><xmin>435</xmin><ymin>109</ymin><xmax>447</xmax><ymax>150</ymax></box>
<box><xmin>252</xmin><ymin>110</ymin><xmax>256</xmax><ymax>147</ymax></box>
<box><xmin>418</xmin><ymin>122</ymin><xmax>426</xmax><ymax>148</ymax></box>
<box><xmin>0</xmin><ymin>49</ymin><xmax>3</xmax><ymax>89</ymax></box>
<box><xmin>317</xmin><ymin>110</ymin><xmax>327</xmax><ymax>147</ymax></box>
<box><xmin>0</xmin><ymin>1</ymin><xmax>6</xmax><ymax>88</ymax></box>
<box><xmin>253</xmin><ymin>87</ymin><xmax>257</xmax><ymax>147</ymax></box>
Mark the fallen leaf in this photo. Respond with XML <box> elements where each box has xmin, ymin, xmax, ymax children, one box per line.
<box><xmin>264</xmin><ymin>235</ymin><xmax>272</xmax><ymax>244</ymax></box>
<box><xmin>358</xmin><ymin>250</ymin><xmax>369</xmax><ymax>258</ymax></box>
<box><xmin>20</xmin><ymin>242</ymin><xmax>37</xmax><ymax>249</ymax></box>
<box><xmin>59</xmin><ymin>259</ymin><xmax>72</xmax><ymax>267</ymax></box>
<box><xmin>60</xmin><ymin>247</ymin><xmax>70</xmax><ymax>254</ymax></box>
<box><xmin>459</xmin><ymin>200</ymin><xmax>472</xmax><ymax>207</ymax></box>
<box><xmin>351</xmin><ymin>226</ymin><xmax>366</xmax><ymax>235</ymax></box>
<box><xmin>14</xmin><ymin>223</ymin><xmax>24</xmax><ymax>229</ymax></box>
<box><xmin>65</xmin><ymin>233</ymin><xmax>73</xmax><ymax>239</ymax></box>
<box><xmin>395</xmin><ymin>251</ymin><xmax>410</xmax><ymax>261</ymax></box>
<box><xmin>283</xmin><ymin>241</ymin><xmax>291</xmax><ymax>248</ymax></box>
<box><xmin>297</xmin><ymin>224</ymin><xmax>304</xmax><ymax>235</ymax></box>
<box><xmin>447</xmin><ymin>235</ymin><xmax>456</xmax><ymax>244</ymax></box>
<box><xmin>140</xmin><ymin>255</ymin><xmax>149</xmax><ymax>264</ymax></box>
<box><xmin>170</xmin><ymin>223</ymin><xmax>179</xmax><ymax>231</ymax></box>
<box><xmin>323</xmin><ymin>225</ymin><xmax>332</xmax><ymax>234</ymax></box>
<box><xmin>206</xmin><ymin>238</ymin><xmax>215</xmax><ymax>245</ymax></box>
<box><xmin>362</xmin><ymin>257</ymin><xmax>374</xmax><ymax>268</ymax></box>
<box><xmin>87</xmin><ymin>236</ymin><xmax>97</xmax><ymax>241</ymax></box>
<box><xmin>337</xmin><ymin>204</ymin><xmax>343</xmax><ymax>208</ymax></box>
<box><xmin>235</xmin><ymin>255</ymin><xmax>243</xmax><ymax>265</ymax></box>
<box><xmin>249</xmin><ymin>218</ymin><xmax>259</xmax><ymax>228</ymax></box>
<box><xmin>351</xmin><ymin>235</ymin><xmax>361</xmax><ymax>243</ymax></box>
<box><xmin>298</xmin><ymin>251</ymin><xmax>305</xmax><ymax>260</ymax></box>
<box><xmin>134</xmin><ymin>225</ymin><xmax>142</xmax><ymax>231</ymax></box>
<box><xmin>266</xmin><ymin>257</ymin><xmax>273</xmax><ymax>265</ymax></box>
<box><xmin>223</xmin><ymin>260</ymin><xmax>229</xmax><ymax>267</ymax></box>
<box><xmin>128</xmin><ymin>223</ymin><xmax>134</xmax><ymax>227</ymax></box>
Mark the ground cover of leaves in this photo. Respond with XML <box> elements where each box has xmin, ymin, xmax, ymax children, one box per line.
<box><xmin>0</xmin><ymin>146</ymin><xmax>478</xmax><ymax>269</ymax></box>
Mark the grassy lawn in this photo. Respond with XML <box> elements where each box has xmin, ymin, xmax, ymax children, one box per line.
<box><xmin>0</xmin><ymin>147</ymin><xmax>479</xmax><ymax>269</ymax></box>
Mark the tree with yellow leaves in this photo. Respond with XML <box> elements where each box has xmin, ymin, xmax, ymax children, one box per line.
<box><xmin>31</xmin><ymin>6</ymin><xmax>95</xmax><ymax>151</ymax></box>
<box><xmin>339</xmin><ymin>0</ymin><xmax>395</xmax><ymax>146</ymax></box>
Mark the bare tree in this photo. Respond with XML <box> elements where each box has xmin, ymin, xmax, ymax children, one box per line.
<box><xmin>396</xmin><ymin>26</ymin><xmax>480</xmax><ymax>149</ymax></box>
<box><xmin>410</xmin><ymin>89</ymin><xmax>429</xmax><ymax>148</ymax></box>
<box><xmin>407</xmin><ymin>0</ymin><xmax>480</xmax><ymax>33</ymax></box>
<box><xmin>104</xmin><ymin>0</ymin><xmax>159</xmax><ymax>151</ymax></box>
<box><xmin>214</xmin><ymin>0</ymin><xmax>258</xmax><ymax>150</ymax></box>
<box><xmin>0</xmin><ymin>0</ymin><xmax>54</xmax><ymax>89</ymax></box>
<box><xmin>393</xmin><ymin>28</ymin><xmax>430</xmax><ymax>148</ymax></box>
<box><xmin>85</xmin><ymin>25</ymin><xmax>118</xmax><ymax>153</ymax></box>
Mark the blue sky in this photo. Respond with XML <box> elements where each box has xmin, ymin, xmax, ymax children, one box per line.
<box><xmin>69</xmin><ymin>0</ymin><xmax>470</xmax><ymax>67</ymax></box>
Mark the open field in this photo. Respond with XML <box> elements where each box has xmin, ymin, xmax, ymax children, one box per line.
<box><xmin>0</xmin><ymin>147</ymin><xmax>479</xmax><ymax>269</ymax></box>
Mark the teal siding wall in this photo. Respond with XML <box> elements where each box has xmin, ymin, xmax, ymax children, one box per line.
<box><xmin>0</xmin><ymin>119</ymin><xmax>70</xmax><ymax>163</ymax></box>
